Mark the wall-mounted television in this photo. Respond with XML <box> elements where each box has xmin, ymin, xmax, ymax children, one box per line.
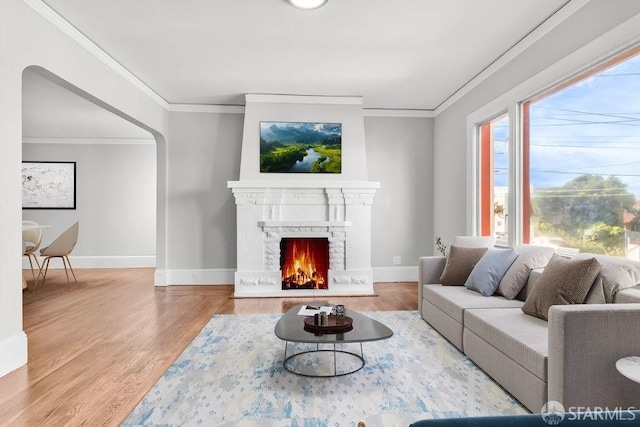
<box><xmin>259</xmin><ymin>121</ymin><xmax>342</xmax><ymax>173</ymax></box>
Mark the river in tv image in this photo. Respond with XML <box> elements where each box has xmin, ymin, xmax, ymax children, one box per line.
<box><xmin>288</xmin><ymin>148</ymin><xmax>330</xmax><ymax>172</ymax></box>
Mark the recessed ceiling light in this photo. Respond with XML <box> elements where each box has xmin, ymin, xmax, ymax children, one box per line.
<box><xmin>287</xmin><ymin>0</ymin><xmax>328</xmax><ymax>10</ymax></box>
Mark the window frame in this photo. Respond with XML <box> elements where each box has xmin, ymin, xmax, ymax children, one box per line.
<box><xmin>466</xmin><ymin>27</ymin><xmax>640</xmax><ymax>247</ymax></box>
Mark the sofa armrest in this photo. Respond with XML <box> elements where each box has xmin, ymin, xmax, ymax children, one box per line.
<box><xmin>418</xmin><ymin>256</ymin><xmax>447</xmax><ymax>311</ymax></box>
<box><xmin>548</xmin><ymin>304</ymin><xmax>640</xmax><ymax>410</ymax></box>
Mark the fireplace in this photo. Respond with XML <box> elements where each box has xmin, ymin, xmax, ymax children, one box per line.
<box><xmin>227</xmin><ymin>181</ymin><xmax>379</xmax><ymax>297</ymax></box>
<box><xmin>281</xmin><ymin>238</ymin><xmax>329</xmax><ymax>290</ymax></box>
<box><xmin>227</xmin><ymin>94</ymin><xmax>379</xmax><ymax>297</ymax></box>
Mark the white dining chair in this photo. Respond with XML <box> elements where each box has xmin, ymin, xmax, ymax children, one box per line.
<box><xmin>33</xmin><ymin>221</ymin><xmax>79</xmax><ymax>292</ymax></box>
<box><xmin>22</xmin><ymin>220</ymin><xmax>43</xmax><ymax>285</ymax></box>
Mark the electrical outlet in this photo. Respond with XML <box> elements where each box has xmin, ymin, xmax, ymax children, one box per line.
<box><xmin>393</xmin><ymin>256</ymin><xmax>401</xmax><ymax>265</ymax></box>
<box><xmin>192</xmin><ymin>273</ymin><xmax>199</xmax><ymax>283</ymax></box>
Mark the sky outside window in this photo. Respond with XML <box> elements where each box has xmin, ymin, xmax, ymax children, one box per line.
<box><xmin>529</xmin><ymin>53</ymin><xmax>640</xmax><ymax>197</ymax></box>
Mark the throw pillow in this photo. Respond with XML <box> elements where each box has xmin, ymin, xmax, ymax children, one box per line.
<box><xmin>464</xmin><ymin>247</ymin><xmax>519</xmax><ymax>296</ymax></box>
<box><xmin>521</xmin><ymin>254</ymin><xmax>601</xmax><ymax>320</ymax></box>
<box><xmin>497</xmin><ymin>244</ymin><xmax>556</xmax><ymax>299</ymax></box>
<box><xmin>584</xmin><ymin>277</ymin><xmax>606</xmax><ymax>304</ymax></box>
<box><xmin>439</xmin><ymin>245</ymin><xmax>488</xmax><ymax>286</ymax></box>
<box><xmin>574</xmin><ymin>253</ymin><xmax>640</xmax><ymax>302</ymax></box>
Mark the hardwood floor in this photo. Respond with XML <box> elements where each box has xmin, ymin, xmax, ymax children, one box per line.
<box><xmin>0</xmin><ymin>268</ymin><xmax>418</xmax><ymax>426</ymax></box>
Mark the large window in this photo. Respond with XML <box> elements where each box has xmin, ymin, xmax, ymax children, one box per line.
<box><xmin>478</xmin><ymin>45</ymin><xmax>640</xmax><ymax>258</ymax></box>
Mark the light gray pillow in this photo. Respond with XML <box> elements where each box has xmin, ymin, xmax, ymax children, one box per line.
<box><xmin>439</xmin><ymin>245</ymin><xmax>488</xmax><ymax>286</ymax></box>
<box><xmin>497</xmin><ymin>244</ymin><xmax>556</xmax><ymax>299</ymax></box>
<box><xmin>521</xmin><ymin>254</ymin><xmax>601</xmax><ymax>321</ymax></box>
<box><xmin>465</xmin><ymin>247</ymin><xmax>518</xmax><ymax>296</ymax></box>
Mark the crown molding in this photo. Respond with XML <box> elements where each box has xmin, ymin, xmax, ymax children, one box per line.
<box><xmin>434</xmin><ymin>0</ymin><xmax>590</xmax><ymax>116</ymax></box>
<box><xmin>23</xmin><ymin>137</ymin><xmax>155</xmax><ymax>145</ymax></box>
<box><xmin>168</xmin><ymin>104</ymin><xmax>246</xmax><ymax>114</ymax></box>
<box><xmin>363</xmin><ymin>109</ymin><xmax>434</xmax><ymax>118</ymax></box>
<box><xmin>22</xmin><ymin>0</ymin><xmax>170</xmax><ymax>110</ymax></box>
<box><xmin>245</xmin><ymin>94</ymin><xmax>363</xmax><ymax>105</ymax></box>
<box><xmin>169</xmin><ymin>103</ymin><xmax>433</xmax><ymax>118</ymax></box>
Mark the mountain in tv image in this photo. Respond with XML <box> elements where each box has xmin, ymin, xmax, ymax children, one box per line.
<box><xmin>260</xmin><ymin>122</ymin><xmax>342</xmax><ymax>173</ymax></box>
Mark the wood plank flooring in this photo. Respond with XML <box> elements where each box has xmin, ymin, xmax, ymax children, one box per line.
<box><xmin>0</xmin><ymin>268</ymin><xmax>418</xmax><ymax>426</ymax></box>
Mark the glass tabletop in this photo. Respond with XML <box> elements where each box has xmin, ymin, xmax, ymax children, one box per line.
<box><xmin>274</xmin><ymin>303</ymin><xmax>393</xmax><ymax>344</ymax></box>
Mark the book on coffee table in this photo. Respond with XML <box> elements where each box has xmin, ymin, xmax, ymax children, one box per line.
<box><xmin>297</xmin><ymin>305</ymin><xmax>334</xmax><ymax>316</ymax></box>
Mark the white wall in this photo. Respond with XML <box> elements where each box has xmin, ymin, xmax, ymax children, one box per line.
<box><xmin>22</xmin><ymin>141</ymin><xmax>156</xmax><ymax>267</ymax></box>
<box><xmin>0</xmin><ymin>0</ymin><xmax>168</xmax><ymax>378</ymax></box>
<box><xmin>239</xmin><ymin>94</ymin><xmax>369</xmax><ymax>182</ymax></box>
<box><xmin>433</xmin><ymin>1</ymin><xmax>640</xmax><ymax>247</ymax></box>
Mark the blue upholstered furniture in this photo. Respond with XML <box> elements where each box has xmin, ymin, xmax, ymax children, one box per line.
<box><xmin>410</xmin><ymin>411</ymin><xmax>640</xmax><ymax>426</ymax></box>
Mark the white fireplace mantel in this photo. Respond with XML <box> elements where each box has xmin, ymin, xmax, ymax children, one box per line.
<box><xmin>228</xmin><ymin>180</ymin><xmax>380</xmax><ymax>189</ymax></box>
<box><xmin>228</xmin><ymin>181</ymin><xmax>379</xmax><ymax>297</ymax></box>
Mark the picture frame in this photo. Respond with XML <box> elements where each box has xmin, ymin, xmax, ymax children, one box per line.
<box><xmin>22</xmin><ymin>161</ymin><xmax>76</xmax><ymax>209</ymax></box>
<box><xmin>259</xmin><ymin>121</ymin><xmax>342</xmax><ymax>173</ymax></box>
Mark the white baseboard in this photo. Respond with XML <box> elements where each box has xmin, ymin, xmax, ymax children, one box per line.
<box><xmin>156</xmin><ymin>268</ymin><xmax>236</xmax><ymax>286</ymax></box>
<box><xmin>23</xmin><ymin>256</ymin><xmax>156</xmax><ymax>269</ymax></box>
<box><xmin>372</xmin><ymin>266</ymin><xmax>418</xmax><ymax>283</ymax></box>
<box><xmin>0</xmin><ymin>332</ymin><xmax>27</xmax><ymax>378</ymax></box>
<box><xmin>158</xmin><ymin>267</ymin><xmax>417</xmax><ymax>286</ymax></box>
<box><xmin>21</xmin><ymin>260</ymin><xmax>418</xmax><ymax>286</ymax></box>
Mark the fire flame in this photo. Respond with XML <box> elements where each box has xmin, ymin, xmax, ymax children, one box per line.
<box><xmin>281</xmin><ymin>240</ymin><xmax>326</xmax><ymax>289</ymax></box>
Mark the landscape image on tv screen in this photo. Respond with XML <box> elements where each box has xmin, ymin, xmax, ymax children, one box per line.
<box><xmin>259</xmin><ymin>121</ymin><xmax>342</xmax><ymax>173</ymax></box>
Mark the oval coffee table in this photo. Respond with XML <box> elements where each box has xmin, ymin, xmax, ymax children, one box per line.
<box><xmin>274</xmin><ymin>303</ymin><xmax>393</xmax><ymax>377</ymax></box>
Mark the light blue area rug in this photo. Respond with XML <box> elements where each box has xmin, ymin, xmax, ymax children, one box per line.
<box><xmin>123</xmin><ymin>311</ymin><xmax>527</xmax><ymax>426</ymax></box>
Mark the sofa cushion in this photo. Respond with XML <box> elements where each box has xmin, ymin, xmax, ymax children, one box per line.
<box><xmin>465</xmin><ymin>247</ymin><xmax>518</xmax><ymax>296</ymax></box>
<box><xmin>614</xmin><ymin>285</ymin><xmax>640</xmax><ymax>303</ymax></box>
<box><xmin>464</xmin><ymin>308</ymin><xmax>549</xmax><ymax>381</ymax></box>
<box><xmin>439</xmin><ymin>245</ymin><xmax>488</xmax><ymax>285</ymax></box>
<box><xmin>575</xmin><ymin>253</ymin><xmax>640</xmax><ymax>303</ymax></box>
<box><xmin>522</xmin><ymin>254</ymin><xmax>601</xmax><ymax>321</ymax></box>
<box><xmin>423</xmin><ymin>284</ymin><xmax>524</xmax><ymax>324</ymax></box>
<box><xmin>497</xmin><ymin>244</ymin><xmax>556</xmax><ymax>300</ymax></box>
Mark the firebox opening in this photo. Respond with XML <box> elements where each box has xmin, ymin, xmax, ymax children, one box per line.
<box><xmin>280</xmin><ymin>238</ymin><xmax>329</xmax><ymax>290</ymax></box>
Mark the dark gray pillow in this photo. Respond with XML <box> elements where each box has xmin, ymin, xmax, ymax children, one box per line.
<box><xmin>521</xmin><ymin>254</ymin><xmax>601</xmax><ymax>320</ymax></box>
<box><xmin>497</xmin><ymin>244</ymin><xmax>556</xmax><ymax>299</ymax></box>
<box><xmin>439</xmin><ymin>245</ymin><xmax>488</xmax><ymax>286</ymax></box>
<box><xmin>465</xmin><ymin>247</ymin><xmax>518</xmax><ymax>296</ymax></box>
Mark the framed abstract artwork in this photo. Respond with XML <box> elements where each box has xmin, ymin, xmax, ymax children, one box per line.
<box><xmin>259</xmin><ymin>121</ymin><xmax>342</xmax><ymax>173</ymax></box>
<box><xmin>22</xmin><ymin>161</ymin><xmax>76</xmax><ymax>209</ymax></box>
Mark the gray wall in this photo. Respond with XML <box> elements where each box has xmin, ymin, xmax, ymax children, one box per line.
<box><xmin>23</xmin><ymin>112</ymin><xmax>434</xmax><ymax>278</ymax></box>
<box><xmin>433</xmin><ymin>0</ymin><xmax>640</xmax><ymax>246</ymax></box>
<box><xmin>166</xmin><ymin>111</ymin><xmax>243</xmax><ymax>270</ymax></box>
<box><xmin>365</xmin><ymin>116</ymin><xmax>434</xmax><ymax>265</ymax></box>
<box><xmin>22</xmin><ymin>142</ymin><xmax>156</xmax><ymax>262</ymax></box>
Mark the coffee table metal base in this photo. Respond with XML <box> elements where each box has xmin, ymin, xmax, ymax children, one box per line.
<box><xmin>283</xmin><ymin>341</ymin><xmax>365</xmax><ymax>377</ymax></box>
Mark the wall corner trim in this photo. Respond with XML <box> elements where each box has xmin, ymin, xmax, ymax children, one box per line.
<box><xmin>0</xmin><ymin>332</ymin><xmax>28</xmax><ymax>378</ymax></box>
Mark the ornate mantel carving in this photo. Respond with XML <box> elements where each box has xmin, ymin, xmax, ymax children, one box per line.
<box><xmin>228</xmin><ymin>181</ymin><xmax>379</xmax><ymax>297</ymax></box>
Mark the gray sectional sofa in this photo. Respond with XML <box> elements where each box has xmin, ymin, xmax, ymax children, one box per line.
<box><xmin>419</xmin><ymin>242</ymin><xmax>640</xmax><ymax>413</ymax></box>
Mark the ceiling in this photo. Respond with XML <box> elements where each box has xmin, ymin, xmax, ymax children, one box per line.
<box><xmin>38</xmin><ymin>0</ymin><xmax>571</xmax><ymax>111</ymax></box>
